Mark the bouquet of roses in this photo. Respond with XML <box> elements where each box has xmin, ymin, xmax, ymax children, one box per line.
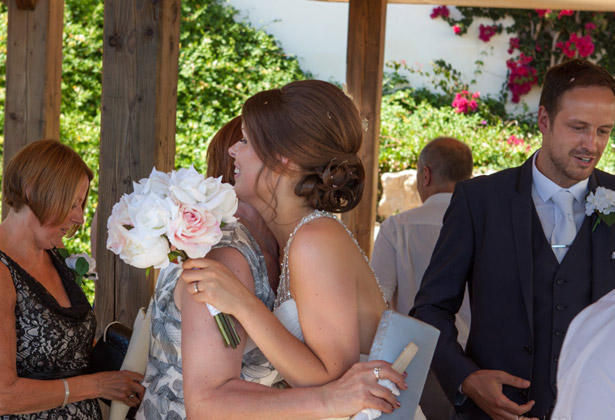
<box><xmin>106</xmin><ymin>165</ymin><xmax>241</xmax><ymax>348</ymax></box>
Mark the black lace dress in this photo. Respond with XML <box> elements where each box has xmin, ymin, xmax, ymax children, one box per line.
<box><xmin>0</xmin><ymin>249</ymin><xmax>102</xmax><ymax>420</ymax></box>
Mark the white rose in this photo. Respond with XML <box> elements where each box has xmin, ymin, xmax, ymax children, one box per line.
<box><xmin>127</xmin><ymin>192</ymin><xmax>172</xmax><ymax>239</ymax></box>
<box><xmin>168</xmin><ymin>165</ymin><xmax>208</xmax><ymax>205</ymax></box>
<box><xmin>106</xmin><ymin>196</ymin><xmax>133</xmax><ymax>254</ymax></box>
<box><xmin>208</xmin><ymin>181</ymin><xmax>238</xmax><ymax>224</ymax></box>
<box><xmin>133</xmin><ymin>167</ymin><xmax>171</xmax><ymax>197</ymax></box>
<box><xmin>121</xmin><ymin>231</ymin><xmax>170</xmax><ymax>269</ymax></box>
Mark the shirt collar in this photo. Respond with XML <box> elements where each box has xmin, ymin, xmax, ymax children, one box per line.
<box><xmin>423</xmin><ymin>192</ymin><xmax>453</xmax><ymax>206</ymax></box>
<box><xmin>532</xmin><ymin>150</ymin><xmax>589</xmax><ymax>204</ymax></box>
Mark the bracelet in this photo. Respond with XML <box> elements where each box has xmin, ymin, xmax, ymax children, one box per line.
<box><xmin>61</xmin><ymin>379</ymin><xmax>70</xmax><ymax>409</ymax></box>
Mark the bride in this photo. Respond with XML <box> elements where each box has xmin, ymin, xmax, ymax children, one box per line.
<box><xmin>183</xmin><ymin>80</ymin><xmax>423</xmax><ymax>418</ymax></box>
<box><xmin>135</xmin><ymin>94</ymin><xmax>408</xmax><ymax>420</ymax></box>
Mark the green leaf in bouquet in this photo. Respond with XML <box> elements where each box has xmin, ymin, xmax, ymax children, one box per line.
<box><xmin>57</xmin><ymin>248</ymin><xmax>70</xmax><ymax>259</ymax></box>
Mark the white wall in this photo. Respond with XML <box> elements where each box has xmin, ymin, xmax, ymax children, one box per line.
<box><xmin>228</xmin><ymin>0</ymin><xmax>540</xmax><ymax>112</ymax></box>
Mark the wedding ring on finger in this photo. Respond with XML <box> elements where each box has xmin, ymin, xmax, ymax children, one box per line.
<box><xmin>193</xmin><ymin>282</ymin><xmax>199</xmax><ymax>294</ymax></box>
<box><xmin>128</xmin><ymin>393</ymin><xmax>136</xmax><ymax>400</ymax></box>
<box><xmin>373</xmin><ymin>367</ymin><xmax>381</xmax><ymax>380</ymax></box>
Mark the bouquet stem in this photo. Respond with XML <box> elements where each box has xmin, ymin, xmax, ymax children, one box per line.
<box><xmin>213</xmin><ymin>313</ymin><xmax>240</xmax><ymax>348</ymax></box>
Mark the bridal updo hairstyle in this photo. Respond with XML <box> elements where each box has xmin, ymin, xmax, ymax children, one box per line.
<box><xmin>3</xmin><ymin>139</ymin><xmax>93</xmax><ymax>229</ymax></box>
<box><xmin>241</xmin><ymin>80</ymin><xmax>365</xmax><ymax>213</ymax></box>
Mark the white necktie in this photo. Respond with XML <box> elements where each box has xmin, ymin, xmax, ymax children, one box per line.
<box><xmin>551</xmin><ymin>190</ymin><xmax>577</xmax><ymax>263</ymax></box>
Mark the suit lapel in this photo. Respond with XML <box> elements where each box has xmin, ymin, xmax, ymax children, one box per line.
<box><xmin>511</xmin><ymin>157</ymin><xmax>535</xmax><ymax>330</ymax></box>
<box><xmin>588</xmin><ymin>172</ymin><xmax>615</xmax><ymax>301</ymax></box>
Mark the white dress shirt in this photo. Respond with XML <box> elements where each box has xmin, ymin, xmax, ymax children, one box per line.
<box><xmin>371</xmin><ymin>192</ymin><xmax>471</xmax><ymax>348</ymax></box>
<box><xmin>551</xmin><ymin>288</ymin><xmax>615</xmax><ymax>420</ymax></box>
<box><xmin>531</xmin><ymin>152</ymin><xmax>589</xmax><ymax>247</ymax></box>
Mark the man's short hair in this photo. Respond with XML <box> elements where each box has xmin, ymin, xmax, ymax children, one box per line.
<box><xmin>540</xmin><ymin>58</ymin><xmax>615</xmax><ymax>122</ymax></box>
<box><xmin>418</xmin><ymin>137</ymin><xmax>473</xmax><ymax>184</ymax></box>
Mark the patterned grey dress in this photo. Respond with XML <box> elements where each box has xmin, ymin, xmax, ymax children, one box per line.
<box><xmin>136</xmin><ymin>222</ymin><xmax>276</xmax><ymax>420</ymax></box>
<box><xmin>0</xmin><ymin>249</ymin><xmax>101</xmax><ymax>420</ymax></box>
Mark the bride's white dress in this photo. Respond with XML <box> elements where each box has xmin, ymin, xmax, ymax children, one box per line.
<box><xmin>272</xmin><ymin>210</ymin><xmax>426</xmax><ymax>420</ymax></box>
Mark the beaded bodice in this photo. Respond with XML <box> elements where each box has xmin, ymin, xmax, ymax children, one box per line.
<box><xmin>273</xmin><ymin>209</ymin><xmax>388</xmax><ymax>309</ymax></box>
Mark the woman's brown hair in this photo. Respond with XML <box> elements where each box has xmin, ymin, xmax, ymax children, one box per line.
<box><xmin>4</xmin><ymin>139</ymin><xmax>93</xmax><ymax>228</ymax></box>
<box><xmin>241</xmin><ymin>80</ymin><xmax>365</xmax><ymax>213</ymax></box>
<box><xmin>206</xmin><ymin>116</ymin><xmax>242</xmax><ymax>184</ymax></box>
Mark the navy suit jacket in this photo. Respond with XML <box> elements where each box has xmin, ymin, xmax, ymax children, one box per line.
<box><xmin>411</xmin><ymin>156</ymin><xmax>615</xmax><ymax>419</ymax></box>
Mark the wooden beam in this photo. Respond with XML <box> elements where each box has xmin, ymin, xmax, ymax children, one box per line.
<box><xmin>2</xmin><ymin>0</ymin><xmax>64</xmax><ymax>218</ymax></box>
<box><xmin>96</xmin><ymin>0</ymin><xmax>181</xmax><ymax>332</ymax></box>
<box><xmin>314</xmin><ymin>0</ymin><xmax>615</xmax><ymax>12</ymax></box>
<box><xmin>342</xmin><ymin>0</ymin><xmax>386</xmax><ymax>257</ymax></box>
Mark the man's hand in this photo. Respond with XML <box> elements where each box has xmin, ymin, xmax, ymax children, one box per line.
<box><xmin>461</xmin><ymin>369</ymin><xmax>539</xmax><ymax>420</ymax></box>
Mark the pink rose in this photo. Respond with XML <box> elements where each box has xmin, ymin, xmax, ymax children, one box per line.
<box><xmin>453</xmin><ymin>25</ymin><xmax>461</xmax><ymax>34</ymax></box>
<box><xmin>167</xmin><ymin>204</ymin><xmax>222</xmax><ymax>259</ymax></box>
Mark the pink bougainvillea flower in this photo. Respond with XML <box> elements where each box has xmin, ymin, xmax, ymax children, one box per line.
<box><xmin>430</xmin><ymin>5</ymin><xmax>450</xmax><ymax>19</ymax></box>
<box><xmin>507</xmin><ymin>135</ymin><xmax>525</xmax><ymax>146</ymax></box>
<box><xmin>506</xmin><ymin>54</ymin><xmax>538</xmax><ymax>103</ymax></box>
<box><xmin>557</xmin><ymin>33</ymin><xmax>595</xmax><ymax>58</ymax></box>
<box><xmin>558</xmin><ymin>10</ymin><xmax>575</xmax><ymax>19</ymax></box>
<box><xmin>535</xmin><ymin>9</ymin><xmax>551</xmax><ymax>18</ymax></box>
<box><xmin>556</xmin><ymin>40</ymin><xmax>576</xmax><ymax>58</ymax></box>
<box><xmin>478</xmin><ymin>24</ymin><xmax>498</xmax><ymax>42</ymax></box>
<box><xmin>472</xmin><ymin>91</ymin><xmax>480</xmax><ymax>99</ymax></box>
<box><xmin>585</xmin><ymin>22</ymin><xmax>597</xmax><ymax>32</ymax></box>
<box><xmin>453</xmin><ymin>24</ymin><xmax>461</xmax><ymax>34</ymax></box>
<box><xmin>576</xmin><ymin>34</ymin><xmax>595</xmax><ymax>57</ymax></box>
<box><xmin>452</xmin><ymin>93</ymin><xmax>468</xmax><ymax>113</ymax></box>
<box><xmin>452</xmin><ymin>91</ymin><xmax>480</xmax><ymax>114</ymax></box>
<box><xmin>508</xmin><ymin>37</ymin><xmax>520</xmax><ymax>54</ymax></box>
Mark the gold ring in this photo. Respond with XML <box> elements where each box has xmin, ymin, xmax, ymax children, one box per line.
<box><xmin>373</xmin><ymin>367</ymin><xmax>380</xmax><ymax>380</ymax></box>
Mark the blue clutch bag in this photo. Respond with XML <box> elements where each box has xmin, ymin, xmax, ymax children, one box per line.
<box><xmin>367</xmin><ymin>310</ymin><xmax>440</xmax><ymax>420</ymax></box>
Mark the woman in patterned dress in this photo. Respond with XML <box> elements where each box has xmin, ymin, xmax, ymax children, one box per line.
<box><xmin>181</xmin><ymin>81</ymin><xmax>412</xmax><ymax>419</ymax></box>
<box><xmin>0</xmin><ymin>139</ymin><xmax>144</xmax><ymax>419</ymax></box>
<box><xmin>136</xmin><ymin>115</ymin><xmax>405</xmax><ymax>420</ymax></box>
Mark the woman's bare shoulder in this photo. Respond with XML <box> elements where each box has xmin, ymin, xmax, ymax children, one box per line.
<box><xmin>290</xmin><ymin>216</ymin><xmax>357</xmax><ymax>256</ymax></box>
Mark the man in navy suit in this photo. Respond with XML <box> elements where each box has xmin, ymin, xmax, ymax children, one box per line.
<box><xmin>411</xmin><ymin>59</ymin><xmax>615</xmax><ymax>420</ymax></box>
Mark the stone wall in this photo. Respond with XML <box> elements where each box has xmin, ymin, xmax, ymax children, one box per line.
<box><xmin>377</xmin><ymin>169</ymin><xmax>421</xmax><ymax>219</ymax></box>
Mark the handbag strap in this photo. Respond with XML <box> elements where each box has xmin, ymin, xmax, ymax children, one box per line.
<box><xmin>103</xmin><ymin>320</ymin><xmax>123</xmax><ymax>341</ymax></box>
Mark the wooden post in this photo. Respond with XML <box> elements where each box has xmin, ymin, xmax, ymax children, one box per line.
<box><xmin>2</xmin><ymin>0</ymin><xmax>63</xmax><ymax>218</ymax></box>
<box><xmin>343</xmin><ymin>0</ymin><xmax>387</xmax><ymax>257</ymax></box>
<box><xmin>96</xmin><ymin>0</ymin><xmax>181</xmax><ymax>331</ymax></box>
